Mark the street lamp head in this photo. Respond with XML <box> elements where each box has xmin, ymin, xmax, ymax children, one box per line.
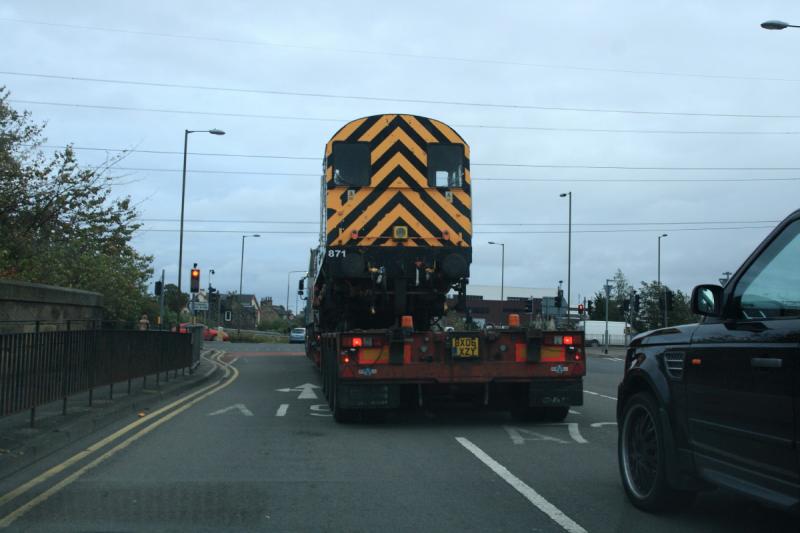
<box><xmin>661</xmin><ymin>233</ymin><xmax>668</xmax><ymax>238</ymax></box>
<box><xmin>208</xmin><ymin>128</ymin><xmax>226</xmax><ymax>135</ymax></box>
<box><xmin>761</xmin><ymin>20</ymin><xmax>789</xmax><ymax>30</ymax></box>
<box><xmin>559</xmin><ymin>192</ymin><xmax>569</xmax><ymax>197</ymax></box>
<box><xmin>252</xmin><ymin>234</ymin><xmax>261</xmax><ymax>238</ymax></box>
<box><xmin>488</xmin><ymin>241</ymin><xmax>496</xmax><ymax>245</ymax></box>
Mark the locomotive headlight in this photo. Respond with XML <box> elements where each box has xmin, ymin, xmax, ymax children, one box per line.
<box><xmin>393</xmin><ymin>226</ymin><xmax>409</xmax><ymax>240</ymax></box>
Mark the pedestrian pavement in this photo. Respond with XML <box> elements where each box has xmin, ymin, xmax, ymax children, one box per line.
<box><xmin>0</xmin><ymin>350</ymin><xmax>220</xmax><ymax>480</ymax></box>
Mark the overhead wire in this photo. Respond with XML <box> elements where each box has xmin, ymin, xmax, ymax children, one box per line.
<box><xmin>10</xmin><ymin>99</ymin><xmax>800</xmax><ymax>135</ymax></box>
<box><xmin>3</xmin><ymin>17</ymin><xmax>800</xmax><ymax>84</ymax></box>
<box><xmin>5</xmin><ymin>72</ymin><xmax>800</xmax><ymax>119</ymax></box>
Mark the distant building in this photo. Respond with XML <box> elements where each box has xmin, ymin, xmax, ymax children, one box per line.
<box><xmin>219</xmin><ymin>293</ymin><xmax>261</xmax><ymax>330</ymax></box>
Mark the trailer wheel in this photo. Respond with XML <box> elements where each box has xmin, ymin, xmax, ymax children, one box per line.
<box><xmin>510</xmin><ymin>406</ymin><xmax>546</xmax><ymax>422</ymax></box>
<box><xmin>544</xmin><ymin>406</ymin><xmax>569</xmax><ymax>422</ymax></box>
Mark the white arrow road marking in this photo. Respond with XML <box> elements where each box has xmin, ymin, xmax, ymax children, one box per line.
<box><xmin>550</xmin><ymin>422</ymin><xmax>588</xmax><ymax>444</ymax></box>
<box><xmin>276</xmin><ymin>383</ymin><xmax>321</xmax><ymax>400</ymax></box>
<box><xmin>208</xmin><ymin>403</ymin><xmax>253</xmax><ymax>417</ymax></box>
<box><xmin>504</xmin><ymin>426</ymin><xmax>569</xmax><ymax>445</ymax></box>
<box><xmin>276</xmin><ymin>404</ymin><xmax>289</xmax><ymax>417</ymax></box>
<box><xmin>456</xmin><ymin>437</ymin><xmax>587</xmax><ymax>533</ymax></box>
<box><xmin>590</xmin><ymin>422</ymin><xmax>618</xmax><ymax>428</ymax></box>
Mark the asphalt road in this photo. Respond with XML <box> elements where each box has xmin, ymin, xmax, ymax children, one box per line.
<box><xmin>0</xmin><ymin>342</ymin><xmax>797</xmax><ymax>532</ymax></box>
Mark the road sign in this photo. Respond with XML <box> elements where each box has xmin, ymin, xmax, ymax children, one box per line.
<box><xmin>190</xmin><ymin>301</ymin><xmax>209</xmax><ymax>311</ymax></box>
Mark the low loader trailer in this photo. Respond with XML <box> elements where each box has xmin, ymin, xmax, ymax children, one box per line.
<box><xmin>307</xmin><ymin>314</ymin><xmax>585</xmax><ymax>422</ymax></box>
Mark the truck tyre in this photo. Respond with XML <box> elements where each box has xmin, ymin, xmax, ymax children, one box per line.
<box><xmin>332</xmin><ymin>372</ymin><xmax>359</xmax><ymax>423</ymax></box>
<box><xmin>619</xmin><ymin>392</ymin><xmax>696</xmax><ymax>512</ymax></box>
<box><xmin>544</xmin><ymin>406</ymin><xmax>569</xmax><ymax>422</ymax></box>
<box><xmin>510</xmin><ymin>406</ymin><xmax>546</xmax><ymax>422</ymax></box>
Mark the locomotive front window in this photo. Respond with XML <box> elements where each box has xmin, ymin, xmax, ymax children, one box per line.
<box><xmin>332</xmin><ymin>142</ymin><xmax>371</xmax><ymax>186</ymax></box>
<box><xmin>427</xmin><ymin>144</ymin><xmax>463</xmax><ymax>188</ymax></box>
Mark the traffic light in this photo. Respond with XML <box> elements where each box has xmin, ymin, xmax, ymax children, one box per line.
<box><xmin>622</xmin><ymin>299</ymin><xmax>630</xmax><ymax>312</ymax></box>
<box><xmin>524</xmin><ymin>299</ymin><xmax>533</xmax><ymax>313</ymax></box>
<box><xmin>154</xmin><ymin>281</ymin><xmax>163</xmax><ymax>296</ymax></box>
<box><xmin>190</xmin><ymin>268</ymin><xmax>200</xmax><ymax>293</ymax></box>
<box><xmin>633</xmin><ymin>294</ymin><xmax>640</xmax><ymax>313</ymax></box>
<box><xmin>555</xmin><ymin>289</ymin><xmax>563</xmax><ymax>308</ymax></box>
<box><xmin>587</xmin><ymin>301</ymin><xmax>594</xmax><ymax>314</ymax></box>
<box><xmin>665</xmin><ymin>289</ymin><xmax>674</xmax><ymax>311</ymax></box>
<box><xmin>577</xmin><ymin>303</ymin><xmax>585</xmax><ymax>316</ymax></box>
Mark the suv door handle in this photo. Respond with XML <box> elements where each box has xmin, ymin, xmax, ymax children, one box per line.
<box><xmin>750</xmin><ymin>357</ymin><xmax>783</xmax><ymax>369</ymax></box>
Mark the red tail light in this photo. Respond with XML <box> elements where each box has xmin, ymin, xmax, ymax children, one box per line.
<box><xmin>563</xmin><ymin>335</ymin><xmax>574</xmax><ymax>345</ymax></box>
<box><xmin>351</xmin><ymin>337</ymin><xmax>363</xmax><ymax>347</ymax></box>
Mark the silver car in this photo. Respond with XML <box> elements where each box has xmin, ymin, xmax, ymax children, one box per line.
<box><xmin>289</xmin><ymin>327</ymin><xmax>306</xmax><ymax>344</ymax></box>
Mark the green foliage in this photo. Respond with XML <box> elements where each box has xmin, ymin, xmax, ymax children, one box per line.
<box><xmin>162</xmin><ymin>283</ymin><xmax>189</xmax><ymax>314</ymax></box>
<box><xmin>0</xmin><ymin>89</ymin><xmax>153</xmax><ymax>321</ymax></box>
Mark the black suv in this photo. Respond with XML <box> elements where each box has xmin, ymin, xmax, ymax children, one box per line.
<box><xmin>617</xmin><ymin>209</ymin><xmax>800</xmax><ymax>512</ymax></box>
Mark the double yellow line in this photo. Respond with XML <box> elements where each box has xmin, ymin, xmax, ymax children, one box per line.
<box><xmin>0</xmin><ymin>350</ymin><xmax>239</xmax><ymax>528</ymax></box>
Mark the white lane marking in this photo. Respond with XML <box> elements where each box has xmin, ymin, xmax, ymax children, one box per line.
<box><xmin>456</xmin><ymin>437</ymin><xmax>587</xmax><ymax>533</ymax></box>
<box><xmin>276</xmin><ymin>382</ymin><xmax>321</xmax><ymax>399</ymax></box>
<box><xmin>569</xmin><ymin>409</ymin><xmax>581</xmax><ymax>415</ymax></box>
<box><xmin>208</xmin><ymin>403</ymin><xmax>253</xmax><ymax>417</ymax></box>
<box><xmin>590</xmin><ymin>422</ymin><xmax>617</xmax><ymax>428</ymax></box>
<box><xmin>603</xmin><ymin>357</ymin><xmax>624</xmax><ymax>362</ymax></box>
<box><xmin>504</xmin><ymin>426</ymin><xmax>569</xmax><ymax>445</ymax></box>
<box><xmin>310</xmin><ymin>404</ymin><xmax>332</xmax><ymax>417</ymax></box>
<box><xmin>584</xmin><ymin>389</ymin><xmax>618</xmax><ymax>401</ymax></box>
<box><xmin>566</xmin><ymin>423</ymin><xmax>587</xmax><ymax>444</ymax></box>
<box><xmin>276</xmin><ymin>404</ymin><xmax>289</xmax><ymax>417</ymax></box>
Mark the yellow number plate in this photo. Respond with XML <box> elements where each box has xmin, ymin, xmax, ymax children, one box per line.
<box><xmin>452</xmin><ymin>337</ymin><xmax>480</xmax><ymax>358</ymax></box>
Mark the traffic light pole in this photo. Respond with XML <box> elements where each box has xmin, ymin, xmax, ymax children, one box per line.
<box><xmin>604</xmin><ymin>278</ymin><xmax>611</xmax><ymax>355</ymax></box>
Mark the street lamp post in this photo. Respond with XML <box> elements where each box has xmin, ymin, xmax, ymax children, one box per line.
<box><xmin>239</xmin><ymin>234</ymin><xmax>260</xmax><ymax>294</ymax></box>
<box><xmin>604</xmin><ymin>278</ymin><xmax>612</xmax><ymax>354</ymax></box>
<box><xmin>208</xmin><ymin>268</ymin><xmax>215</xmax><ymax>323</ymax></box>
<box><xmin>560</xmin><ymin>192</ymin><xmax>572</xmax><ymax>316</ymax></box>
<box><xmin>177</xmin><ymin>128</ymin><xmax>225</xmax><ymax>294</ymax></box>
<box><xmin>658</xmin><ymin>233</ymin><xmax>668</xmax><ymax>328</ymax></box>
<box><xmin>761</xmin><ymin>20</ymin><xmax>800</xmax><ymax>30</ymax></box>
<box><xmin>286</xmin><ymin>270</ymin><xmax>306</xmax><ymax>316</ymax></box>
<box><xmin>488</xmin><ymin>241</ymin><xmax>505</xmax><ymax>302</ymax></box>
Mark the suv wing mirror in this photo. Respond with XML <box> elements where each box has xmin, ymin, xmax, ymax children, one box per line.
<box><xmin>691</xmin><ymin>284</ymin><xmax>724</xmax><ymax>317</ymax></box>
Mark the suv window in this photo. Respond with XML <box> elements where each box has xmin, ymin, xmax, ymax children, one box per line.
<box><xmin>733</xmin><ymin>220</ymin><xmax>800</xmax><ymax>319</ymax></box>
<box><xmin>427</xmin><ymin>144</ymin><xmax>463</xmax><ymax>188</ymax></box>
<box><xmin>332</xmin><ymin>142</ymin><xmax>371</xmax><ymax>186</ymax></box>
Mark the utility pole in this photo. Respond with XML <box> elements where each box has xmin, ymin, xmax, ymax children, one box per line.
<box><xmin>560</xmin><ymin>192</ymin><xmax>572</xmax><ymax>317</ymax></box>
<box><xmin>158</xmin><ymin>269</ymin><xmax>165</xmax><ymax>330</ymax></box>
<box><xmin>604</xmin><ymin>278</ymin><xmax>612</xmax><ymax>355</ymax></box>
<box><xmin>657</xmin><ymin>234</ymin><xmax>668</xmax><ymax>328</ymax></box>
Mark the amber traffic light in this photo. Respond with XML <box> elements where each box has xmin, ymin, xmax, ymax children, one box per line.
<box><xmin>190</xmin><ymin>268</ymin><xmax>200</xmax><ymax>293</ymax></box>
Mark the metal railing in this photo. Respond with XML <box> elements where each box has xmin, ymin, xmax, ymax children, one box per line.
<box><xmin>0</xmin><ymin>325</ymin><xmax>194</xmax><ymax>425</ymax></box>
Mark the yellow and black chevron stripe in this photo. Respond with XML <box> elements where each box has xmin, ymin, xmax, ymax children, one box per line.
<box><xmin>324</xmin><ymin>114</ymin><xmax>472</xmax><ymax>249</ymax></box>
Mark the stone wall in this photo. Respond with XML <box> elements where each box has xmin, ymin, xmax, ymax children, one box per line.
<box><xmin>0</xmin><ymin>280</ymin><xmax>103</xmax><ymax>333</ymax></box>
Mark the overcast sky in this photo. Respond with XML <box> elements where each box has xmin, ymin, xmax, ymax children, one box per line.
<box><xmin>2</xmin><ymin>1</ymin><xmax>799</xmax><ymax>311</ymax></box>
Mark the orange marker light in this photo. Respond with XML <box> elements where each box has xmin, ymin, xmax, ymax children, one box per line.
<box><xmin>691</xmin><ymin>358</ymin><xmax>702</xmax><ymax>366</ymax></box>
<box><xmin>401</xmin><ymin>315</ymin><xmax>414</xmax><ymax>329</ymax></box>
<box><xmin>508</xmin><ymin>314</ymin><xmax>520</xmax><ymax>327</ymax></box>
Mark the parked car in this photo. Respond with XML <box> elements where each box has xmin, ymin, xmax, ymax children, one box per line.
<box><xmin>289</xmin><ymin>327</ymin><xmax>306</xmax><ymax>343</ymax></box>
<box><xmin>617</xmin><ymin>209</ymin><xmax>800</xmax><ymax>512</ymax></box>
<box><xmin>177</xmin><ymin>323</ymin><xmax>230</xmax><ymax>342</ymax></box>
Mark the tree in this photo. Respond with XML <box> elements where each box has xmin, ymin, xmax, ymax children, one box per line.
<box><xmin>0</xmin><ymin>89</ymin><xmax>153</xmax><ymax>321</ymax></box>
<box><xmin>163</xmin><ymin>283</ymin><xmax>189</xmax><ymax>314</ymax></box>
<box><xmin>634</xmin><ymin>281</ymin><xmax>696</xmax><ymax>331</ymax></box>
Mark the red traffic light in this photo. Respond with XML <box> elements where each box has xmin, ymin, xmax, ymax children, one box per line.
<box><xmin>578</xmin><ymin>303</ymin><xmax>585</xmax><ymax>315</ymax></box>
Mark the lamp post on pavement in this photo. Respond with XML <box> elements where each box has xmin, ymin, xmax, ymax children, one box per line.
<box><xmin>604</xmin><ymin>278</ymin><xmax>612</xmax><ymax>354</ymax></box>
<box><xmin>761</xmin><ymin>20</ymin><xmax>800</xmax><ymax>30</ymax></box>
<box><xmin>488</xmin><ymin>241</ymin><xmax>505</xmax><ymax>302</ymax></box>
<box><xmin>286</xmin><ymin>270</ymin><xmax>306</xmax><ymax>316</ymax></box>
<box><xmin>559</xmin><ymin>192</ymin><xmax>572</xmax><ymax>317</ymax></box>
<box><xmin>658</xmin><ymin>233</ymin><xmax>668</xmax><ymax>328</ymax></box>
<box><xmin>177</xmin><ymin>128</ymin><xmax>225</xmax><ymax>294</ymax></box>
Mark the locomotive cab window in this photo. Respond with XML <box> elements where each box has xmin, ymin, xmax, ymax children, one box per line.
<box><xmin>427</xmin><ymin>144</ymin><xmax>463</xmax><ymax>188</ymax></box>
<box><xmin>332</xmin><ymin>142</ymin><xmax>371</xmax><ymax>187</ymax></box>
